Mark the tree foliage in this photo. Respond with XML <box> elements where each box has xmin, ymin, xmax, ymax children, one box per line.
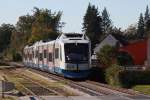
<box><xmin>137</xmin><ymin>13</ymin><xmax>145</xmax><ymax>39</ymax></box>
<box><xmin>0</xmin><ymin>24</ymin><xmax>15</xmax><ymax>53</ymax></box>
<box><xmin>102</xmin><ymin>7</ymin><xmax>112</xmax><ymax>34</ymax></box>
<box><xmin>144</xmin><ymin>5</ymin><xmax>150</xmax><ymax>24</ymax></box>
<box><xmin>4</xmin><ymin>7</ymin><xmax>63</xmax><ymax>60</ymax></box>
<box><xmin>82</xmin><ymin>3</ymin><xmax>103</xmax><ymax>52</ymax></box>
<box><xmin>97</xmin><ymin>45</ymin><xmax>118</xmax><ymax>67</ymax></box>
<box><xmin>144</xmin><ymin>6</ymin><xmax>150</xmax><ymax>35</ymax></box>
<box><xmin>28</xmin><ymin>7</ymin><xmax>62</xmax><ymax>43</ymax></box>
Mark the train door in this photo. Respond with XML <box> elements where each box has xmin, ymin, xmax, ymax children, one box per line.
<box><xmin>54</xmin><ymin>43</ymin><xmax>62</xmax><ymax>74</ymax></box>
<box><xmin>31</xmin><ymin>48</ymin><xmax>34</xmax><ymax>68</ymax></box>
<box><xmin>33</xmin><ymin>46</ymin><xmax>38</xmax><ymax>68</ymax></box>
<box><xmin>38</xmin><ymin>45</ymin><xmax>43</xmax><ymax>70</ymax></box>
<box><xmin>34</xmin><ymin>47</ymin><xmax>38</xmax><ymax>69</ymax></box>
<box><xmin>43</xmin><ymin>45</ymin><xmax>48</xmax><ymax>71</ymax></box>
<box><xmin>23</xmin><ymin>49</ymin><xmax>27</xmax><ymax>65</ymax></box>
<box><xmin>47</xmin><ymin>43</ymin><xmax>54</xmax><ymax>72</ymax></box>
<box><xmin>26</xmin><ymin>49</ymin><xmax>29</xmax><ymax>66</ymax></box>
<box><xmin>29</xmin><ymin>48</ymin><xmax>32</xmax><ymax>67</ymax></box>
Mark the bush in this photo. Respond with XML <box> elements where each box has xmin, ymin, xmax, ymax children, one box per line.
<box><xmin>97</xmin><ymin>45</ymin><xmax>117</xmax><ymax>67</ymax></box>
<box><xmin>119</xmin><ymin>70</ymin><xmax>150</xmax><ymax>88</ymax></box>
<box><xmin>105</xmin><ymin>64</ymin><xmax>124</xmax><ymax>87</ymax></box>
<box><xmin>105</xmin><ymin>64</ymin><xmax>150</xmax><ymax>88</ymax></box>
<box><xmin>89</xmin><ymin>67</ymin><xmax>106</xmax><ymax>83</ymax></box>
<box><xmin>12</xmin><ymin>49</ymin><xmax>22</xmax><ymax>61</ymax></box>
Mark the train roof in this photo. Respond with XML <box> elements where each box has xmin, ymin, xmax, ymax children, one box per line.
<box><xmin>56</xmin><ymin>33</ymin><xmax>89</xmax><ymax>42</ymax></box>
<box><xmin>24</xmin><ymin>33</ymin><xmax>90</xmax><ymax>49</ymax></box>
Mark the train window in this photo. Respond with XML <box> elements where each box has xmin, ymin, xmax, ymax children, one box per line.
<box><xmin>39</xmin><ymin>53</ymin><xmax>43</xmax><ymax>61</ymax></box>
<box><xmin>32</xmin><ymin>51</ymin><xmax>34</xmax><ymax>58</ymax></box>
<box><xmin>29</xmin><ymin>54</ymin><xmax>32</xmax><ymax>60</ymax></box>
<box><xmin>55</xmin><ymin>48</ymin><xmax>59</xmax><ymax>59</ymax></box>
<box><xmin>49</xmin><ymin>53</ymin><xmax>52</xmax><ymax>61</ymax></box>
<box><xmin>44</xmin><ymin>50</ymin><xmax>47</xmax><ymax>58</ymax></box>
<box><xmin>60</xmin><ymin>46</ymin><xmax>62</xmax><ymax>61</ymax></box>
<box><xmin>36</xmin><ymin>50</ymin><xmax>38</xmax><ymax>58</ymax></box>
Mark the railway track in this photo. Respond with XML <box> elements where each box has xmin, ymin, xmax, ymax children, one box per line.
<box><xmin>28</xmin><ymin>68</ymin><xmax>139</xmax><ymax>97</ymax></box>
<box><xmin>86</xmin><ymin>80</ymin><xmax>137</xmax><ymax>96</ymax></box>
<box><xmin>5</xmin><ymin>62</ymin><xmax>147</xmax><ymax>99</ymax></box>
<box><xmin>29</xmin><ymin>68</ymin><xmax>106</xmax><ymax>96</ymax></box>
<box><xmin>1</xmin><ymin>68</ymin><xmax>71</xmax><ymax>100</ymax></box>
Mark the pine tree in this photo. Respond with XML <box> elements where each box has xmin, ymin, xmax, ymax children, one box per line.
<box><xmin>144</xmin><ymin>6</ymin><xmax>150</xmax><ymax>35</ymax></box>
<box><xmin>102</xmin><ymin>7</ymin><xmax>112</xmax><ymax>34</ymax></box>
<box><xmin>82</xmin><ymin>3</ymin><xmax>102</xmax><ymax>53</ymax></box>
<box><xmin>144</xmin><ymin>5</ymin><xmax>150</xmax><ymax>23</ymax></box>
<box><xmin>137</xmin><ymin>13</ymin><xmax>145</xmax><ymax>39</ymax></box>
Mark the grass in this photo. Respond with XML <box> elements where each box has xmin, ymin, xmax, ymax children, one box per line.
<box><xmin>1</xmin><ymin>96</ymin><xmax>16</xmax><ymax>100</ymax></box>
<box><xmin>3</xmin><ymin>69</ymin><xmax>78</xmax><ymax>96</ymax></box>
<box><xmin>133</xmin><ymin>85</ymin><xmax>150</xmax><ymax>95</ymax></box>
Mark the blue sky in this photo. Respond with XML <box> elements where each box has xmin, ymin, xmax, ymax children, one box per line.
<box><xmin>0</xmin><ymin>0</ymin><xmax>149</xmax><ymax>32</ymax></box>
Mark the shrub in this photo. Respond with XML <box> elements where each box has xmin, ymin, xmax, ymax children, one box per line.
<box><xmin>105</xmin><ymin>64</ymin><xmax>124</xmax><ymax>87</ymax></box>
<box><xmin>97</xmin><ymin>45</ymin><xmax>117</xmax><ymax>67</ymax></box>
<box><xmin>119</xmin><ymin>70</ymin><xmax>150</xmax><ymax>88</ymax></box>
<box><xmin>12</xmin><ymin>49</ymin><xmax>22</xmax><ymax>61</ymax></box>
<box><xmin>105</xmin><ymin>65</ymin><xmax>150</xmax><ymax>88</ymax></box>
<box><xmin>89</xmin><ymin>67</ymin><xmax>106</xmax><ymax>83</ymax></box>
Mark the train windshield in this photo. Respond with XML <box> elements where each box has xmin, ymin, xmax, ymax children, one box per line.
<box><xmin>65</xmin><ymin>43</ymin><xmax>89</xmax><ymax>62</ymax></box>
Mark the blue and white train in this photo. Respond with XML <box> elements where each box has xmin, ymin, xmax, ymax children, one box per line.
<box><xmin>23</xmin><ymin>33</ymin><xmax>91</xmax><ymax>78</ymax></box>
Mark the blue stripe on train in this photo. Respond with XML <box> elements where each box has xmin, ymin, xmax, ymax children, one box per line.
<box><xmin>54</xmin><ymin>67</ymin><xmax>90</xmax><ymax>78</ymax></box>
<box><xmin>62</xmin><ymin>69</ymin><xmax>90</xmax><ymax>78</ymax></box>
<box><xmin>24</xmin><ymin>63</ymin><xmax>90</xmax><ymax>78</ymax></box>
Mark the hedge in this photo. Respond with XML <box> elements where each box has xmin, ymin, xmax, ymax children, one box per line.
<box><xmin>105</xmin><ymin>64</ymin><xmax>123</xmax><ymax>87</ymax></box>
<box><xmin>105</xmin><ymin>64</ymin><xmax>150</xmax><ymax>88</ymax></box>
<box><xmin>119</xmin><ymin>70</ymin><xmax>150</xmax><ymax>88</ymax></box>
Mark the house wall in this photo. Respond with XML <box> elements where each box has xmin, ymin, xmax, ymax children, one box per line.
<box><xmin>119</xmin><ymin>40</ymin><xmax>147</xmax><ymax>65</ymax></box>
<box><xmin>94</xmin><ymin>35</ymin><xmax>121</xmax><ymax>53</ymax></box>
<box><xmin>92</xmin><ymin>34</ymin><xmax>121</xmax><ymax>60</ymax></box>
<box><xmin>148</xmin><ymin>38</ymin><xmax>150</xmax><ymax>66</ymax></box>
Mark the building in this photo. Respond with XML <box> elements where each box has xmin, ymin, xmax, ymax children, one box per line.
<box><xmin>92</xmin><ymin>34</ymin><xmax>126</xmax><ymax>60</ymax></box>
<box><xmin>118</xmin><ymin>39</ymin><xmax>147</xmax><ymax>65</ymax></box>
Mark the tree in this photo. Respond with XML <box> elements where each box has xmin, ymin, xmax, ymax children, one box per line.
<box><xmin>144</xmin><ymin>6</ymin><xmax>150</xmax><ymax>37</ymax></box>
<box><xmin>124</xmin><ymin>24</ymin><xmax>137</xmax><ymax>41</ymax></box>
<box><xmin>97</xmin><ymin>45</ymin><xmax>117</xmax><ymax>67</ymax></box>
<box><xmin>4</xmin><ymin>7</ymin><xmax>63</xmax><ymax>61</ymax></box>
<box><xmin>16</xmin><ymin>14</ymin><xmax>35</xmax><ymax>41</ymax></box>
<box><xmin>144</xmin><ymin>5</ymin><xmax>150</xmax><ymax>24</ymax></box>
<box><xmin>0</xmin><ymin>24</ymin><xmax>15</xmax><ymax>52</ymax></box>
<box><xmin>137</xmin><ymin>13</ymin><xmax>145</xmax><ymax>39</ymax></box>
<box><xmin>29</xmin><ymin>7</ymin><xmax>62</xmax><ymax>43</ymax></box>
<box><xmin>102</xmin><ymin>7</ymin><xmax>112</xmax><ymax>34</ymax></box>
<box><xmin>82</xmin><ymin>3</ymin><xmax>103</xmax><ymax>52</ymax></box>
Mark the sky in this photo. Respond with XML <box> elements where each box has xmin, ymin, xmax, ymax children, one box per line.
<box><xmin>0</xmin><ymin>0</ymin><xmax>150</xmax><ymax>33</ymax></box>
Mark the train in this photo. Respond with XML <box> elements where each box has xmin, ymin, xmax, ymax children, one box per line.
<box><xmin>23</xmin><ymin>33</ymin><xmax>91</xmax><ymax>78</ymax></box>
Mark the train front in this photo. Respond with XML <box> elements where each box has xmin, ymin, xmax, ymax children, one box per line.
<box><xmin>60</xmin><ymin>33</ymin><xmax>91</xmax><ymax>78</ymax></box>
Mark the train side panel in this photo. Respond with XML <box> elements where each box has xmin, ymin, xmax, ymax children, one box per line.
<box><xmin>47</xmin><ymin>43</ymin><xmax>55</xmax><ymax>72</ymax></box>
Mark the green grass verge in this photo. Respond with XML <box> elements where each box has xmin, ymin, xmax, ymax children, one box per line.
<box><xmin>133</xmin><ymin>85</ymin><xmax>150</xmax><ymax>95</ymax></box>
